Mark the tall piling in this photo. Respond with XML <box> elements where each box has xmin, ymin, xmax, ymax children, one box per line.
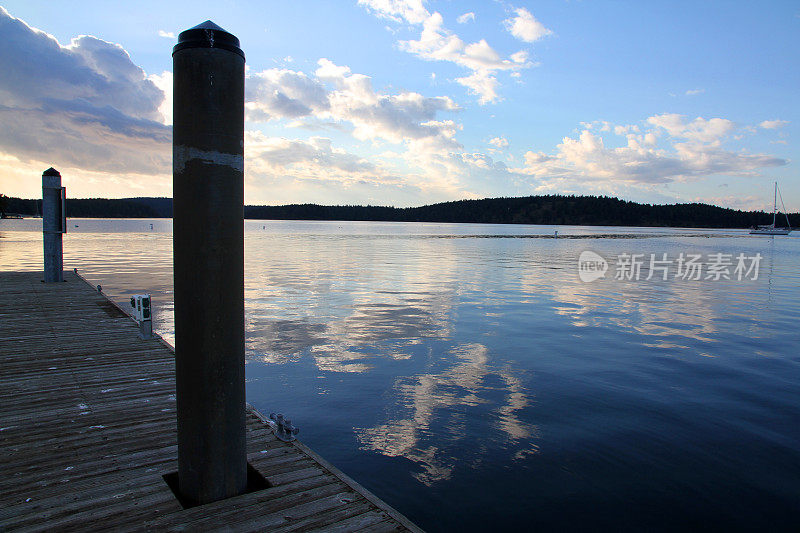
<box><xmin>172</xmin><ymin>21</ymin><xmax>247</xmax><ymax>504</ymax></box>
<box><xmin>42</xmin><ymin>167</ymin><xmax>65</xmax><ymax>283</ymax></box>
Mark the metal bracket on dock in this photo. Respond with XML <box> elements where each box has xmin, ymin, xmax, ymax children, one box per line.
<box><xmin>130</xmin><ymin>294</ymin><xmax>153</xmax><ymax>340</ymax></box>
<box><xmin>269</xmin><ymin>413</ymin><xmax>300</xmax><ymax>442</ymax></box>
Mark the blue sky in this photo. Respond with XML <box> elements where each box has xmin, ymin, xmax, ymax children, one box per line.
<box><xmin>0</xmin><ymin>1</ymin><xmax>797</xmax><ymax>210</ymax></box>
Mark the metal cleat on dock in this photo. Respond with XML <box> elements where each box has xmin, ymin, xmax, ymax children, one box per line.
<box><xmin>269</xmin><ymin>413</ymin><xmax>300</xmax><ymax>442</ymax></box>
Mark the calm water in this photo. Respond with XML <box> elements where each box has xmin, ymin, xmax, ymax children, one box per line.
<box><xmin>2</xmin><ymin>218</ymin><xmax>799</xmax><ymax>531</ymax></box>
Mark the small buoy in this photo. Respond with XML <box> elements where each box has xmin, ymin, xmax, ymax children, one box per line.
<box><xmin>554</xmin><ymin>230</ymin><xmax>558</xmax><ymax>239</ymax></box>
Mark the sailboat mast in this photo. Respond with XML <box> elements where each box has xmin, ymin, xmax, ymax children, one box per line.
<box><xmin>773</xmin><ymin>181</ymin><xmax>777</xmax><ymax>227</ymax></box>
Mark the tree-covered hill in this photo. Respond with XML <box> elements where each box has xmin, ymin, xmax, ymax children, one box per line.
<box><xmin>245</xmin><ymin>195</ymin><xmax>797</xmax><ymax>229</ymax></box>
<box><xmin>1</xmin><ymin>194</ymin><xmax>797</xmax><ymax>229</ymax></box>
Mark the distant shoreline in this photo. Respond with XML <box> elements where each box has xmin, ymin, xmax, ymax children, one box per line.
<box><xmin>2</xmin><ymin>194</ymin><xmax>796</xmax><ymax>230</ymax></box>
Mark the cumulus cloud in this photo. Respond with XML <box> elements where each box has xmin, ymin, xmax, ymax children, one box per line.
<box><xmin>241</xmin><ymin>58</ymin><xmax>470</xmax><ymax>203</ymax></box>
<box><xmin>457</xmin><ymin>12</ymin><xmax>475</xmax><ymax>24</ymax></box>
<box><xmin>243</xmin><ymin>131</ymin><xmax>456</xmax><ymax>206</ymax></box>
<box><xmin>6</xmin><ymin>6</ymin><xmax>785</xmax><ymax>210</ymax></box>
<box><xmin>357</xmin><ymin>0</ymin><xmax>430</xmax><ymax>24</ymax></box>
<box><xmin>242</xmin><ymin>59</ymin><xmax>471</xmax><ymax>202</ymax></box>
<box><xmin>147</xmin><ymin>71</ymin><xmax>173</xmax><ymax>125</ymax></box>
<box><xmin>0</xmin><ymin>7</ymin><xmax>471</xmax><ymax>204</ymax></box>
<box><xmin>0</xmin><ymin>7</ymin><xmax>170</xmax><ymax>175</ymax></box>
<box><xmin>646</xmin><ymin>114</ymin><xmax>735</xmax><ymax>143</ymax></box>
<box><xmin>158</xmin><ymin>30</ymin><xmax>175</xmax><ymax>39</ymax></box>
<box><xmin>246</xmin><ymin>59</ymin><xmax>460</xmax><ymax>151</ymax></box>
<box><xmin>759</xmin><ymin>119</ymin><xmax>788</xmax><ymax>129</ymax></box>
<box><xmin>460</xmin><ymin>152</ymin><xmax>508</xmax><ymax>172</ymax></box>
<box><xmin>399</xmin><ymin>13</ymin><xmax>530</xmax><ymax>103</ymax></box>
<box><xmin>504</xmin><ymin>7</ymin><xmax>552</xmax><ymax>43</ymax></box>
<box><xmin>247</xmin><ymin>132</ymin><xmax>379</xmax><ymax>176</ymax></box>
<box><xmin>245</xmin><ymin>68</ymin><xmax>330</xmax><ymax>121</ymax></box>
<box><xmin>359</xmin><ymin>2</ymin><xmax>532</xmax><ymax>104</ymax></box>
<box><xmin>515</xmin><ymin>114</ymin><xmax>787</xmax><ymax>185</ymax></box>
<box><xmin>489</xmin><ymin>136</ymin><xmax>509</xmax><ymax>149</ymax></box>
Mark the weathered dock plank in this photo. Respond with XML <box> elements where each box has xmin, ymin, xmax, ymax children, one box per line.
<box><xmin>0</xmin><ymin>271</ymin><xmax>421</xmax><ymax>532</ymax></box>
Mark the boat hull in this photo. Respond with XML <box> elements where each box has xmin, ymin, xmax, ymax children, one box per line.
<box><xmin>750</xmin><ymin>228</ymin><xmax>792</xmax><ymax>235</ymax></box>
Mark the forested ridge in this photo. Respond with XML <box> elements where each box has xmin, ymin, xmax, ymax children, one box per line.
<box><xmin>1</xmin><ymin>194</ymin><xmax>796</xmax><ymax>229</ymax></box>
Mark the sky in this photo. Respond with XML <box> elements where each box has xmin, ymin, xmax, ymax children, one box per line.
<box><xmin>0</xmin><ymin>1</ymin><xmax>798</xmax><ymax>210</ymax></box>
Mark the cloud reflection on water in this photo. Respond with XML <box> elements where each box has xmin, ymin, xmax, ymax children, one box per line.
<box><xmin>5</xmin><ymin>219</ymin><xmax>791</xmax><ymax>490</ymax></box>
<box><xmin>241</xmin><ymin>229</ymin><xmax>539</xmax><ymax>480</ymax></box>
<box><xmin>356</xmin><ymin>343</ymin><xmax>536</xmax><ymax>485</ymax></box>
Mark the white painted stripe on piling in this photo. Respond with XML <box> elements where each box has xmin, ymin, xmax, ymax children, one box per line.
<box><xmin>173</xmin><ymin>145</ymin><xmax>244</xmax><ymax>173</ymax></box>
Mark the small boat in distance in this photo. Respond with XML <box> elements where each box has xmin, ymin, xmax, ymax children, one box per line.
<box><xmin>751</xmin><ymin>182</ymin><xmax>792</xmax><ymax>235</ymax></box>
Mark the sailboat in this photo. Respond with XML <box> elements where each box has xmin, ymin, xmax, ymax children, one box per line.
<box><xmin>750</xmin><ymin>182</ymin><xmax>792</xmax><ymax>235</ymax></box>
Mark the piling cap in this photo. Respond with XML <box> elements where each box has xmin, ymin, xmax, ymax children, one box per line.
<box><xmin>42</xmin><ymin>167</ymin><xmax>61</xmax><ymax>177</ymax></box>
<box><xmin>173</xmin><ymin>20</ymin><xmax>244</xmax><ymax>60</ymax></box>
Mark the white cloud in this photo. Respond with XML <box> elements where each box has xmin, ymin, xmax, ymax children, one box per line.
<box><xmin>147</xmin><ymin>71</ymin><xmax>173</xmax><ymax>125</ymax></box>
<box><xmin>357</xmin><ymin>0</ymin><xmax>430</xmax><ymax>24</ymax></box>
<box><xmin>461</xmin><ymin>152</ymin><xmax>508</xmax><ymax>172</ymax></box>
<box><xmin>399</xmin><ymin>12</ymin><xmax>530</xmax><ymax>103</ymax></box>
<box><xmin>0</xmin><ymin>5</ymin><xmax>467</xmax><ymax>204</ymax></box>
<box><xmin>358</xmin><ymin>3</ymin><xmax>533</xmax><ymax>104</ymax></box>
<box><xmin>5</xmin><ymin>7</ymin><xmax>786</xmax><ymax>210</ymax></box>
<box><xmin>312</xmin><ymin>59</ymin><xmax>460</xmax><ymax>148</ymax></box>
<box><xmin>646</xmin><ymin>114</ymin><xmax>735</xmax><ymax>143</ymax></box>
<box><xmin>685</xmin><ymin>88</ymin><xmax>704</xmax><ymax>96</ymax></box>
<box><xmin>246</xmin><ymin>58</ymin><xmax>458</xmax><ymax>148</ymax></box>
<box><xmin>0</xmin><ymin>152</ymin><xmax>172</xmax><ymax>199</ymax></box>
<box><xmin>489</xmin><ymin>136</ymin><xmax>509</xmax><ymax>148</ymax></box>
<box><xmin>509</xmin><ymin>50</ymin><xmax>529</xmax><ymax>64</ymax></box>
<box><xmin>0</xmin><ymin>7</ymin><xmax>170</xmax><ymax>175</ymax></box>
<box><xmin>455</xmin><ymin>71</ymin><xmax>500</xmax><ymax>105</ymax></box>
<box><xmin>243</xmin><ymin>131</ymin><xmax>461</xmax><ymax>206</ymax></box>
<box><xmin>516</xmin><ymin>114</ymin><xmax>786</xmax><ymax>185</ymax></box>
<box><xmin>759</xmin><ymin>119</ymin><xmax>788</xmax><ymax>130</ymax></box>
<box><xmin>158</xmin><ymin>30</ymin><xmax>175</xmax><ymax>39</ymax></box>
<box><xmin>245</xmin><ymin>68</ymin><xmax>330</xmax><ymax>121</ymax></box>
<box><xmin>244</xmin><ymin>59</ymin><xmax>463</xmax><ymax>199</ymax></box>
<box><xmin>247</xmin><ymin>132</ymin><xmax>379</xmax><ymax>176</ymax></box>
<box><xmin>504</xmin><ymin>7</ymin><xmax>552</xmax><ymax>43</ymax></box>
<box><xmin>457</xmin><ymin>12</ymin><xmax>475</xmax><ymax>24</ymax></box>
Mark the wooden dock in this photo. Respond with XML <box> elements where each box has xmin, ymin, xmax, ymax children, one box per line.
<box><xmin>0</xmin><ymin>271</ymin><xmax>421</xmax><ymax>532</ymax></box>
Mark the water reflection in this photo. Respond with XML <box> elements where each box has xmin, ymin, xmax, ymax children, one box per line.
<box><xmin>535</xmin><ymin>240</ymin><xmax>791</xmax><ymax>352</ymax></box>
<box><xmin>3</xmin><ymin>218</ymin><xmax>800</xmax><ymax>530</ymax></box>
<box><xmin>245</xmin><ymin>232</ymin><xmax>460</xmax><ymax>373</ymax></box>
<box><xmin>356</xmin><ymin>343</ymin><xmax>536</xmax><ymax>485</ymax></box>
